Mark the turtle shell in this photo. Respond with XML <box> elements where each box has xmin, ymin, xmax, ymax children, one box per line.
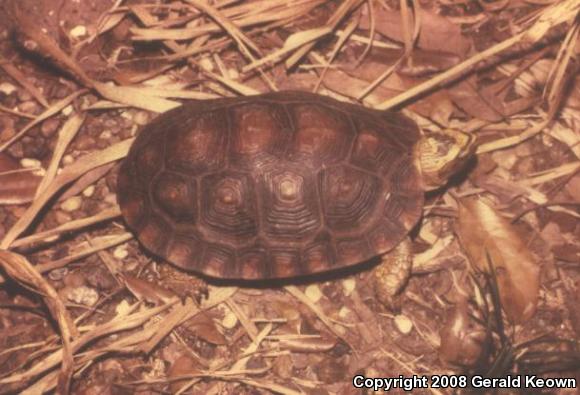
<box><xmin>117</xmin><ymin>91</ymin><xmax>424</xmax><ymax>280</ymax></box>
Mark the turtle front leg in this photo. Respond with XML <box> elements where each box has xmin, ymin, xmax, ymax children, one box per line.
<box><xmin>373</xmin><ymin>238</ymin><xmax>412</xmax><ymax>310</ymax></box>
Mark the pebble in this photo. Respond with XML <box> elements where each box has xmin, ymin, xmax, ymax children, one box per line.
<box><xmin>55</xmin><ymin>210</ymin><xmax>72</xmax><ymax>225</ymax></box>
<box><xmin>48</xmin><ymin>267</ymin><xmax>68</xmax><ymax>281</ymax></box>
<box><xmin>338</xmin><ymin>306</ymin><xmax>352</xmax><ymax>319</ymax></box>
<box><xmin>70</xmin><ymin>25</ymin><xmax>87</xmax><ymax>38</ymax></box>
<box><xmin>104</xmin><ymin>193</ymin><xmax>117</xmax><ymax>205</ymax></box>
<box><xmin>133</xmin><ymin>111</ymin><xmax>150</xmax><ymax>126</ymax></box>
<box><xmin>20</xmin><ymin>158</ymin><xmax>42</xmax><ymax>169</ymax></box>
<box><xmin>394</xmin><ymin>314</ymin><xmax>413</xmax><ymax>334</ymax></box>
<box><xmin>61</xmin><ymin>196</ymin><xmax>82</xmax><ymax>212</ymax></box>
<box><xmin>341</xmin><ymin>278</ymin><xmax>356</xmax><ymax>296</ymax></box>
<box><xmin>67</xmin><ymin>286</ymin><xmax>99</xmax><ymax>306</ymax></box>
<box><xmin>75</xmin><ymin>135</ymin><xmax>96</xmax><ymax>150</ymax></box>
<box><xmin>227</xmin><ymin>68</ymin><xmax>239</xmax><ymax>80</ymax></box>
<box><xmin>115</xmin><ymin>300</ymin><xmax>132</xmax><ymax>316</ymax></box>
<box><xmin>113</xmin><ymin>245</ymin><xmax>129</xmax><ymax>260</ymax></box>
<box><xmin>0</xmin><ymin>82</ymin><xmax>16</xmax><ymax>95</ymax></box>
<box><xmin>62</xmin><ymin>154</ymin><xmax>74</xmax><ymax>165</ymax></box>
<box><xmin>41</xmin><ymin>118</ymin><xmax>60</xmax><ymax>138</ymax></box>
<box><xmin>199</xmin><ymin>57</ymin><xmax>214</xmax><ymax>72</ymax></box>
<box><xmin>62</xmin><ymin>105</ymin><xmax>73</xmax><ymax>116</ymax></box>
<box><xmin>99</xmin><ymin>130</ymin><xmax>112</xmax><ymax>140</ymax></box>
<box><xmin>18</xmin><ymin>101</ymin><xmax>38</xmax><ymax>114</ymax></box>
<box><xmin>222</xmin><ymin>309</ymin><xmax>238</xmax><ymax>329</ymax></box>
<box><xmin>305</xmin><ymin>284</ymin><xmax>323</xmax><ymax>303</ymax></box>
<box><xmin>82</xmin><ymin>185</ymin><xmax>95</xmax><ymax>197</ymax></box>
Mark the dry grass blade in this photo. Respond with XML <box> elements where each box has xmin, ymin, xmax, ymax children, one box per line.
<box><xmin>285</xmin><ymin>285</ymin><xmax>354</xmax><ymax>351</ymax></box>
<box><xmin>11</xmin><ymin>207</ymin><xmax>121</xmax><ymax>249</ymax></box>
<box><xmin>542</xmin><ymin>17</ymin><xmax>579</xmax><ymax>120</ymax></box>
<box><xmin>0</xmin><ymin>232</ymin><xmax>132</xmax><ymax>285</ymax></box>
<box><xmin>204</xmin><ymin>70</ymin><xmax>259</xmax><ymax>95</ymax></box>
<box><xmin>0</xmin><ymin>62</ymin><xmax>49</xmax><ymax>107</ymax></box>
<box><xmin>519</xmin><ymin>162</ymin><xmax>580</xmax><ymax>187</ymax></box>
<box><xmin>0</xmin><ymin>138</ymin><xmax>133</xmax><ymax>249</ymax></box>
<box><xmin>0</xmin><ymin>301</ymin><xmax>172</xmax><ymax>390</ymax></box>
<box><xmin>92</xmin><ymin>82</ymin><xmax>181</xmax><ymax>113</ymax></box>
<box><xmin>140</xmin><ymin>286</ymin><xmax>238</xmax><ymax>354</ymax></box>
<box><xmin>313</xmin><ymin>17</ymin><xmax>359</xmax><ymax>92</ymax></box>
<box><xmin>10</xmin><ymin>2</ymin><xmax>94</xmax><ymax>88</ymax></box>
<box><xmin>285</xmin><ymin>0</ymin><xmax>365</xmax><ymax>69</ymax></box>
<box><xmin>456</xmin><ymin>197</ymin><xmax>540</xmax><ymax>323</ymax></box>
<box><xmin>186</xmin><ymin>0</ymin><xmax>261</xmax><ymax>57</ymax></box>
<box><xmin>243</xmin><ymin>27</ymin><xmax>332</xmax><ymax>74</ymax></box>
<box><xmin>0</xmin><ymin>90</ymin><xmax>85</xmax><ymax>153</ymax></box>
<box><xmin>476</xmin><ymin>119</ymin><xmax>549</xmax><ymax>154</ymax></box>
<box><xmin>36</xmin><ymin>113</ymin><xmax>85</xmax><ymax>196</ymax></box>
<box><xmin>376</xmin><ymin>0</ymin><xmax>580</xmax><ymax>110</ymax></box>
<box><xmin>0</xmin><ymin>250</ymin><xmax>77</xmax><ymax>394</ymax></box>
<box><xmin>0</xmin><ymin>103</ymin><xmax>36</xmax><ymax>119</ymax></box>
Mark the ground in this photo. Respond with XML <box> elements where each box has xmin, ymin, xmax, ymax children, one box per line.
<box><xmin>0</xmin><ymin>0</ymin><xmax>579</xmax><ymax>394</ymax></box>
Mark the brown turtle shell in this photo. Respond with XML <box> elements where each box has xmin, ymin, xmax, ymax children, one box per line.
<box><xmin>117</xmin><ymin>91</ymin><xmax>424</xmax><ymax>279</ymax></box>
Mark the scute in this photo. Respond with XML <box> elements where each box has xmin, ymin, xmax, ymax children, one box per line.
<box><xmin>117</xmin><ymin>91</ymin><xmax>424</xmax><ymax>280</ymax></box>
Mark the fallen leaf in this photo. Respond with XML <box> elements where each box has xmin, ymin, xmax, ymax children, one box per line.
<box><xmin>360</xmin><ymin>7</ymin><xmax>470</xmax><ymax>57</ymax></box>
<box><xmin>456</xmin><ymin>197</ymin><xmax>540</xmax><ymax>323</ymax></box>
<box><xmin>439</xmin><ymin>293</ymin><xmax>486</xmax><ymax>367</ymax></box>
<box><xmin>183</xmin><ymin>311</ymin><xmax>227</xmax><ymax>345</ymax></box>
<box><xmin>167</xmin><ymin>354</ymin><xmax>201</xmax><ymax>394</ymax></box>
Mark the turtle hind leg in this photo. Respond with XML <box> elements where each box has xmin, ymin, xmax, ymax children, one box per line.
<box><xmin>373</xmin><ymin>238</ymin><xmax>412</xmax><ymax>310</ymax></box>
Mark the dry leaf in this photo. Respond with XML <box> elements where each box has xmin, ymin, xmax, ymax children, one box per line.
<box><xmin>456</xmin><ymin>197</ymin><xmax>540</xmax><ymax>323</ymax></box>
<box><xmin>183</xmin><ymin>311</ymin><xmax>227</xmax><ymax>345</ymax></box>
<box><xmin>122</xmin><ymin>275</ymin><xmax>177</xmax><ymax>305</ymax></box>
<box><xmin>168</xmin><ymin>355</ymin><xmax>201</xmax><ymax>394</ymax></box>
<box><xmin>361</xmin><ymin>7</ymin><xmax>470</xmax><ymax>57</ymax></box>
<box><xmin>438</xmin><ymin>294</ymin><xmax>486</xmax><ymax>367</ymax></box>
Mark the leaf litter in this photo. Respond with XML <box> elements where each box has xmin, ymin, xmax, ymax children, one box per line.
<box><xmin>0</xmin><ymin>0</ymin><xmax>578</xmax><ymax>394</ymax></box>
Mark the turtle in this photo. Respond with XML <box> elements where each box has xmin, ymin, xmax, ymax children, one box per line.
<box><xmin>117</xmin><ymin>91</ymin><xmax>473</xmax><ymax>305</ymax></box>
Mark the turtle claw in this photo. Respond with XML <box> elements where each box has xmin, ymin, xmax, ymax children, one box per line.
<box><xmin>373</xmin><ymin>238</ymin><xmax>412</xmax><ymax>310</ymax></box>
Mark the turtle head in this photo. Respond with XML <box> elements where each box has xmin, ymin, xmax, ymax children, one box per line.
<box><xmin>415</xmin><ymin>128</ymin><xmax>474</xmax><ymax>190</ymax></box>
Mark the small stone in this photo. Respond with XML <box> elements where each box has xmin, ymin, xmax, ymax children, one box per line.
<box><xmin>113</xmin><ymin>245</ymin><xmax>129</xmax><ymax>260</ymax></box>
<box><xmin>67</xmin><ymin>286</ymin><xmax>99</xmax><ymax>306</ymax></box>
<box><xmin>62</xmin><ymin>105</ymin><xmax>73</xmax><ymax>116</ymax></box>
<box><xmin>133</xmin><ymin>111</ymin><xmax>150</xmax><ymax>126</ymax></box>
<box><xmin>99</xmin><ymin>130</ymin><xmax>112</xmax><ymax>140</ymax></box>
<box><xmin>82</xmin><ymin>185</ymin><xmax>95</xmax><ymax>197</ymax></box>
<box><xmin>64</xmin><ymin>272</ymin><xmax>86</xmax><ymax>287</ymax></box>
<box><xmin>199</xmin><ymin>57</ymin><xmax>214</xmax><ymax>72</ymax></box>
<box><xmin>70</xmin><ymin>25</ymin><xmax>87</xmax><ymax>38</ymax></box>
<box><xmin>222</xmin><ymin>308</ymin><xmax>238</xmax><ymax>329</ymax></box>
<box><xmin>491</xmin><ymin>149</ymin><xmax>517</xmax><ymax>171</ymax></box>
<box><xmin>61</xmin><ymin>196</ymin><xmax>82</xmax><ymax>212</ymax></box>
<box><xmin>338</xmin><ymin>306</ymin><xmax>352</xmax><ymax>319</ymax></box>
<box><xmin>394</xmin><ymin>314</ymin><xmax>413</xmax><ymax>334</ymax></box>
<box><xmin>0</xmin><ymin>82</ymin><xmax>16</xmax><ymax>95</ymax></box>
<box><xmin>104</xmin><ymin>193</ymin><xmax>117</xmax><ymax>205</ymax></box>
<box><xmin>227</xmin><ymin>68</ymin><xmax>239</xmax><ymax>79</ymax></box>
<box><xmin>75</xmin><ymin>135</ymin><xmax>95</xmax><ymax>150</ymax></box>
<box><xmin>18</xmin><ymin>101</ymin><xmax>38</xmax><ymax>114</ymax></box>
<box><xmin>20</xmin><ymin>158</ymin><xmax>42</xmax><ymax>169</ymax></box>
<box><xmin>41</xmin><ymin>118</ymin><xmax>60</xmax><ymax>138</ymax></box>
<box><xmin>62</xmin><ymin>155</ymin><xmax>74</xmax><ymax>165</ymax></box>
<box><xmin>305</xmin><ymin>284</ymin><xmax>323</xmax><ymax>303</ymax></box>
<box><xmin>48</xmin><ymin>267</ymin><xmax>68</xmax><ymax>281</ymax></box>
<box><xmin>115</xmin><ymin>299</ymin><xmax>132</xmax><ymax>316</ymax></box>
<box><xmin>55</xmin><ymin>210</ymin><xmax>72</xmax><ymax>225</ymax></box>
<box><xmin>341</xmin><ymin>278</ymin><xmax>356</xmax><ymax>296</ymax></box>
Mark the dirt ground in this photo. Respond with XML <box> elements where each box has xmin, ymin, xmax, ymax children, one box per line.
<box><xmin>0</xmin><ymin>0</ymin><xmax>579</xmax><ymax>394</ymax></box>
